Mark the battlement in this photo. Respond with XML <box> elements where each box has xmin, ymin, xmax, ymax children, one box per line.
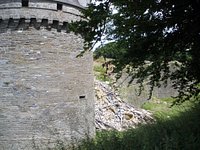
<box><xmin>0</xmin><ymin>18</ymin><xmax>71</xmax><ymax>33</ymax></box>
<box><xmin>0</xmin><ymin>0</ymin><xmax>83</xmax><ymax>28</ymax></box>
<box><xmin>0</xmin><ymin>0</ymin><xmax>87</xmax><ymax>33</ymax></box>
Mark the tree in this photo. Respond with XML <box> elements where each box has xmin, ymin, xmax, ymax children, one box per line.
<box><xmin>94</xmin><ymin>42</ymin><xmax>124</xmax><ymax>59</ymax></box>
<box><xmin>71</xmin><ymin>0</ymin><xmax>200</xmax><ymax>103</ymax></box>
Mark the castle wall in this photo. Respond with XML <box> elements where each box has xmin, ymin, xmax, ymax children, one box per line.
<box><xmin>0</xmin><ymin>1</ymin><xmax>81</xmax><ymax>22</ymax></box>
<box><xmin>0</xmin><ymin>1</ymin><xmax>94</xmax><ymax>149</ymax></box>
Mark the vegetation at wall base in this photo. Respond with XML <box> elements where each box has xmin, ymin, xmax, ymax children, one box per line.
<box><xmin>76</xmin><ymin>97</ymin><xmax>200</xmax><ymax>150</ymax></box>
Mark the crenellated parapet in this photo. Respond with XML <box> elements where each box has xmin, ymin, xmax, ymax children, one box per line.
<box><xmin>0</xmin><ymin>18</ymin><xmax>71</xmax><ymax>33</ymax></box>
<box><xmin>0</xmin><ymin>0</ymin><xmax>86</xmax><ymax>33</ymax></box>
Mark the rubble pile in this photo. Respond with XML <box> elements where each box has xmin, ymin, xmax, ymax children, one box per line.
<box><xmin>95</xmin><ymin>80</ymin><xmax>154</xmax><ymax>131</ymax></box>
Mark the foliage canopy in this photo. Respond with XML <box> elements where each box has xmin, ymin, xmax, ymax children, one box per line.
<box><xmin>71</xmin><ymin>0</ymin><xmax>200</xmax><ymax>102</ymax></box>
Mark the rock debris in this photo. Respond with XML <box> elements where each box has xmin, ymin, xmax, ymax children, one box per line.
<box><xmin>95</xmin><ymin>80</ymin><xmax>154</xmax><ymax>131</ymax></box>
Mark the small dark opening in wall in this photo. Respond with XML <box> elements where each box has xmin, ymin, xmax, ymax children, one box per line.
<box><xmin>41</xmin><ymin>19</ymin><xmax>48</xmax><ymax>27</ymax></box>
<box><xmin>30</xmin><ymin>18</ymin><xmax>36</xmax><ymax>27</ymax></box>
<box><xmin>52</xmin><ymin>20</ymin><xmax>59</xmax><ymax>29</ymax></box>
<box><xmin>22</xmin><ymin>0</ymin><xmax>29</xmax><ymax>7</ymax></box>
<box><xmin>79</xmin><ymin>95</ymin><xmax>86</xmax><ymax>99</ymax></box>
<box><xmin>57</xmin><ymin>3</ymin><xmax>63</xmax><ymax>11</ymax></box>
<box><xmin>62</xmin><ymin>22</ymin><xmax>70</xmax><ymax>33</ymax></box>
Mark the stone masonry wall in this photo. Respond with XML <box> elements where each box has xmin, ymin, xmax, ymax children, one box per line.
<box><xmin>0</xmin><ymin>1</ymin><xmax>94</xmax><ymax>149</ymax></box>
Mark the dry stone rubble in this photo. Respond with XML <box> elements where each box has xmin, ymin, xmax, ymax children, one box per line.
<box><xmin>95</xmin><ymin>80</ymin><xmax>154</xmax><ymax>131</ymax></box>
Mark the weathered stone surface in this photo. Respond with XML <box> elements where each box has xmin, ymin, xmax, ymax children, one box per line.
<box><xmin>0</xmin><ymin>1</ymin><xmax>94</xmax><ymax>149</ymax></box>
<box><xmin>114</xmin><ymin>71</ymin><xmax>178</xmax><ymax>107</ymax></box>
<box><xmin>95</xmin><ymin>80</ymin><xmax>154</xmax><ymax>131</ymax></box>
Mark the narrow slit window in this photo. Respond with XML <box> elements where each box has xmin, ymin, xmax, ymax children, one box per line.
<box><xmin>79</xmin><ymin>95</ymin><xmax>86</xmax><ymax>99</ymax></box>
<box><xmin>57</xmin><ymin>3</ymin><xmax>63</xmax><ymax>11</ymax></box>
<box><xmin>22</xmin><ymin>0</ymin><xmax>29</xmax><ymax>7</ymax></box>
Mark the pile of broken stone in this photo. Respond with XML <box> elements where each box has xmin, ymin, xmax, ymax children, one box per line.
<box><xmin>95</xmin><ymin>80</ymin><xmax>154</xmax><ymax>131</ymax></box>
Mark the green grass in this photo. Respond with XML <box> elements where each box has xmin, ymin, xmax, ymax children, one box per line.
<box><xmin>94</xmin><ymin>57</ymin><xmax>106</xmax><ymax>63</ymax></box>
<box><xmin>76</xmin><ymin>97</ymin><xmax>200</xmax><ymax>150</ymax></box>
<box><xmin>94</xmin><ymin>65</ymin><xmax>106</xmax><ymax>73</ymax></box>
<box><xmin>141</xmin><ymin>97</ymin><xmax>193</xmax><ymax>121</ymax></box>
<box><xmin>93</xmin><ymin>59</ymin><xmax>112</xmax><ymax>82</ymax></box>
<box><xmin>94</xmin><ymin>65</ymin><xmax>110</xmax><ymax>82</ymax></box>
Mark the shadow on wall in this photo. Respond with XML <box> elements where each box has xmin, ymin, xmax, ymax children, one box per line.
<box><xmin>114</xmin><ymin>74</ymin><xmax>178</xmax><ymax>107</ymax></box>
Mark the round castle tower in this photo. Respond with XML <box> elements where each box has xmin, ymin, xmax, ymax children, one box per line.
<box><xmin>0</xmin><ymin>0</ymin><xmax>94</xmax><ymax>149</ymax></box>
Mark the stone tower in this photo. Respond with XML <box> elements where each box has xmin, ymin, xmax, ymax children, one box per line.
<box><xmin>0</xmin><ymin>0</ymin><xmax>94</xmax><ymax>149</ymax></box>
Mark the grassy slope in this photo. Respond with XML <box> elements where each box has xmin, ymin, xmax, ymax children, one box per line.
<box><xmin>77</xmin><ymin>97</ymin><xmax>200</xmax><ymax>150</ymax></box>
<box><xmin>141</xmin><ymin>98</ymin><xmax>194</xmax><ymax>120</ymax></box>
